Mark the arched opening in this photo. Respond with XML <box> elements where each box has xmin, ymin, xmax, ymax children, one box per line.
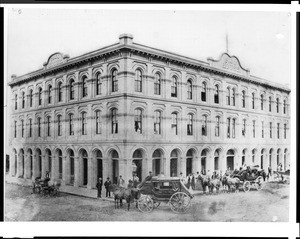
<box><xmin>14</xmin><ymin>149</ymin><xmax>17</xmax><ymax>176</ymax></box>
<box><xmin>45</xmin><ymin>149</ymin><xmax>52</xmax><ymax>176</ymax></box>
<box><xmin>269</xmin><ymin>149</ymin><xmax>273</xmax><ymax>167</ymax></box>
<box><xmin>28</xmin><ymin>149</ymin><xmax>33</xmax><ymax>179</ymax></box>
<box><xmin>201</xmin><ymin>149</ymin><xmax>208</xmax><ymax>173</ymax></box>
<box><xmin>284</xmin><ymin>149</ymin><xmax>288</xmax><ymax>171</ymax></box>
<box><xmin>132</xmin><ymin>149</ymin><xmax>144</xmax><ymax>180</ymax></box>
<box><xmin>252</xmin><ymin>149</ymin><xmax>257</xmax><ymax>165</ymax></box>
<box><xmin>152</xmin><ymin>149</ymin><xmax>163</xmax><ymax>176</ymax></box>
<box><xmin>111</xmin><ymin>150</ymin><xmax>119</xmax><ymax>184</ymax></box>
<box><xmin>226</xmin><ymin>149</ymin><xmax>235</xmax><ymax>171</ymax></box>
<box><xmin>186</xmin><ymin>149</ymin><xmax>195</xmax><ymax>176</ymax></box>
<box><xmin>95</xmin><ymin>150</ymin><xmax>103</xmax><ymax>183</ymax></box>
<box><xmin>56</xmin><ymin>149</ymin><xmax>63</xmax><ymax>180</ymax></box>
<box><xmin>67</xmin><ymin>149</ymin><xmax>75</xmax><ymax>185</ymax></box>
<box><xmin>79</xmin><ymin>149</ymin><xmax>88</xmax><ymax>186</ymax></box>
<box><xmin>170</xmin><ymin>149</ymin><xmax>179</xmax><ymax>177</ymax></box>
<box><xmin>214</xmin><ymin>149</ymin><xmax>220</xmax><ymax>171</ymax></box>
<box><xmin>242</xmin><ymin>149</ymin><xmax>246</xmax><ymax>166</ymax></box>
<box><xmin>36</xmin><ymin>148</ymin><xmax>42</xmax><ymax>178</ymax></box>
<box><xmin>19</xmin><ymin>149</ymin><xmax>24</xmax><ymax>178</ymax></box>
<box><xmin>277</xmin><ymin>148</ymin><xmax>281</xmax><ymax>166</ymax></box>
<box><xmin>261</xmin><ymin>149</ymin><xmax>266</xmax><ymax>169</ymax></box>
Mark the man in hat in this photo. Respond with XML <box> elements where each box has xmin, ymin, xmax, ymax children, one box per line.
<box><xmin>96</xmin><ymin>177</ymin><xmax>103</xmax><ymax>198</ymax></box>
<box><xmin>104</xmin><ymin>177</ymin><xmax>111</xmax><ymax>197</ymax></box>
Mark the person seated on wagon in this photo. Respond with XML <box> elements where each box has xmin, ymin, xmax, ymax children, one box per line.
<box><xmin>137</xmin><ymin>171</ymin><xmax>153</xmax><ymax>189</ymax></box>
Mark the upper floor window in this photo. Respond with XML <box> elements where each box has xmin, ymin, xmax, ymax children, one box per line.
<box><xmin>171</xmin><ymin>112</ymin><xmax>178</xmax><ymax>135</ymax></box>
<box><xmin>252</xmin><ymin>93</ymin><xmax>255</xmax><ymax>109</ymax></box>
<box><xmin>14</xmin><ymin>120</ymin><xmax>17</xmax><ymax>138</ymax></box>
<box><xmin>57</xmin><ymin>115</ymin><xmax>62</xmax><ymax>136</ymax></box>
<box><xmin>270</xmin><ymin>122</ymin><xmax>272</xmax><ymax>138</ymax></box>
<box><xmin>269</xmin><ymin>96</ymin><xmax>272</xmax><ymax>112</ymax></box>
<box><xmin>227</xmin><ymin>118</ymin><xmax>231</xmax><ymax>138</ymax></box>
<box><xmin>202</xmin><ymin>115</ymin><xmax>207</xmax><ymax>136</ymax></box>
<box><xmin>48</xmin><ymin>85</ymin><xmax>52</xmax><ymax>104</ymax></box>
<box><xmin>82</xmin><ymin>76</ymin><xmax>88</xmax><ymax>98</ymax></box>
<box><xmin>58</xmin><ymin>82</ymin><xmax>63</xmax><ymax>102</ymax></box>
<box><xmin>226</xmin><ymin>87</ymin><xmax>230</xmax><ymax>105</ymax></box>
<box><xmin>187</xmin><ymin>80</ymin><xmax>192</xmax><ymax>100</ymax></box>
<box><xmin>201</xmin><ymin>82</ymin><xmax>207</xmax><ymax>102</ymax></box>
<box><xmin>215</xmin><ymin>116</ymin><xmax>220</xmax><ymax>137</ymax></box>
<box><xmin>262</xmin><ymin>121</ymin><xmax>264</xmax><ymax>138</ymax></box>
<box><xmin>231</xmin><ymin>88</ymin><xmax>236</xmax><ymax>106</ymax></box>
<box><xmin>276</xmin><ymin>98</ymin><xmax>279</xmax><ymax>113</ymax></box>
<box><xmin>154</xmin><ymin>111</ymin><xmax>161</xmax><ymax>135</ymax></box>
<box><xmin>95</xmin><ymin>110</ymin><xmax>101</xmax><ymax>134</ymax></box>
<box><xmin>134</xmin><ymin>109</ymin><xmax>142</xmax><ymax>133</ymax></box>
<box><xmin>21</xmin><ymin>119</ymin><xmax>24</xmax><ymax>137</ymax></box>
<box><xmin>14</xmin><ymin>94</ymin><xmax>18</xmax><ymax>110</ymax></box>
<box><xmin>69</xmin><ymin>79</ymin><xmax>75</xmax><ymax>100</ymax></box>
<box><xmin>214</xmin><ymin>85</ymin><xmax>219</xmax><ymax>104</ymax></box>
<box><xmin>81</xmin><ymin>112</ymin><xmax>87</xmax><ymax>135</ymax></box>
<box><xmin>187</xmin><ymin>114</ymin><xmax>193</xmax><ymax>135</ymax></box>
<box><xmin>260</xmin><ymin>94</ymin><xmax>264</xmax><ymax>110</ymax></box>
<box><xmin>29</xmin><ymin>89</ymin><xmax>33</xmax><ymax>107</ymax></box>
<box><xmin>277</xmin><ymin>123</ymin><xmax>280</xmax><ymax>139</ymax></box>
<box><xmin>232</xmin><ymin>118</ymin><xmax>236</xmax><ymax>138</ymax></box>
<box><xmin>21</xmin><ymin>92</ymin><xmax>25</xmax><ymax>108</ymax></box>
<box><xmin>242</xmin><ymin>119</ymin><xmax>246</xmax><ymax>136</ymax></box>
<box><xmin>28</xmin><ymin>119</ymin><xmax>32</xmax><ymax>137</ymax></box>
<box><xmin>96</xmin><ymin>72</ymin><xmax>101</xmax><ymax>95</ymax></box>
<box><xmin>284</xmin><ymin>123</ymin><xmax>287</xmax><ymax>139</ymax></box>
<box><xmin>47</xmin><ymin>116</ymin><xmax>51</xmax><ymax>137</ymax></box>
<box><xmin>171</xmin><ymin>76</ymin><xmax>178</xmax><ymax>98</ymax></box>
<box><xmin>37</xmin><ymin>117</ymin><xmax>41</xmax><ymax>137</ymax></box>
<box><xmin>241</xmin><ymin>91</ymin><xmax>246</xmax><ymax>108</ymax></box>
<box><xmin>135</xmin><ymin>69</ymin><xmax>142</xmax><ymax>92</ymax></box>
<box><xmin>154</xmin><ymin>73</ymin><xmax>161</xmax><ymax>95</ymax></box>
<box><xmin>69</xmin><ymin>113</ymin><xmax>74</xmax><ymax>135</ymax></box>
<box><xmin>253</xmin><ymin>120</ymin><xmax>256</xmax><ymax>138</ymax></box>
<box><xmin>111</xmin><ymin>69</ymin><xmax>118</xmax><ymax>92</ymax></box>
<box><xmin>283</xmin><ymin>100</ymin><xmax>287</xmax><ymax>114</ymax></box>
<box><xmin>38</xmin><ymin>87</ymin><xmax>43</xmax><ymax>106</ymax></box>
<box><xmin>111</xmin><ymin>108</ymin><xmax>118</xmax><ymax>134</ymax></box>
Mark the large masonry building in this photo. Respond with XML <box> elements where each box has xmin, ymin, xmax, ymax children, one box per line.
<box><xmin>6</xmin><ymin>34</ymin><xmax>290</xmax><ymax>197</ymax></box>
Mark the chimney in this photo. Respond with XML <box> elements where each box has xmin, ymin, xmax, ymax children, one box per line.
<box><xmin>119</xmin><ymin>33</ymin><xmax>133</xmax><ymax>45</ymax></box>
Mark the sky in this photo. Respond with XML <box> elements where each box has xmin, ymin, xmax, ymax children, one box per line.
<box><xmin>6</xmin><ymin>7</ymin><xmax>291</xmax><ymax>87</ymax></box>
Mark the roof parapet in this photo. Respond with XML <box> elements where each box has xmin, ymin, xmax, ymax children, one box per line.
<box><xmin>119</xmin><ymin>33</ymin><xmax>133</xmax><ymax>45</ymax></box>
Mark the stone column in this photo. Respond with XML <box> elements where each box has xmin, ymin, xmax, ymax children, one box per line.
<box><xmin>165</xmin><ymin>157</ymin><xmax>170</xmax><ymax>177</ymax></box>
<box><xmin>51</xmin><ymin>156</ymin><xmax>57</xmax><ymax>180</ymax></box>
<box><xmin>64</xmin><ymin>155</ymin><xmax>69</xmax><ymax>185</ymax></box>
<box><xmin>192</xmin><ymin>156</ymin><xmax>198</xmax><ymax>174</ymax></box>
<box><xmin>207</xmin><ymin>154</ymin><xmax>214</xmax><ymax>173</ymax></box>
<box><xmin>41</xmin><ymin>155</ymin><xmax>46</xmax><ymax>179</ymax></box>
<box><xmin>146</xmin><ymin>157</ymin><xmax>152</xmax><ymax>175</ymax></box>
<box><xmin>87</xmin><ymin>157</ymin><xmax>93</xmax><ymax>189</ymax></box>
<box><xmin>162</xmin><ymin>157</ymin><xmax>166</xmax><ymax>175</ymax></box>
<box><xmin>32</xmin><ymin>153</ymin><xmax>38</xmax><ymax>179</ymax></box>
<box><xmin>74</xmin><ymin>156</ymin><xmax>80</xmax><ymax>187</ymax></box>
<box><xmin>180</xmin><ymin>157</ymin><xmax>186</xmax><ymax>177</ymax></box>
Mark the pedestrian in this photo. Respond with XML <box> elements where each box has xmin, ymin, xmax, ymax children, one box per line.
<box><xmin>127</xmin><ymin>179</ymin><xmax>134</xmax><ymax>188</ymax></box>
<box><xmin>186</xmin><ymin>174</ymin><xmax>191</xmax><ymax>189</ymax></box>
<box><xmin>104</xmin><ymin>177</ymin><xmax>111</xmax><ymax>197</ymax></box>
<box><xmin>191</xmin><ymin>173</ymin><xmax>195</xmax><ymax>190</ymax></box>
<box><xmin>96</xmin><ymin>177</ymin><xmax>103</xmax><ymax>198</ymax></box>
<box><xmin>117</xmin><ymin>175</ymin><xmax>125</xmax><ymax>188</ymax></box>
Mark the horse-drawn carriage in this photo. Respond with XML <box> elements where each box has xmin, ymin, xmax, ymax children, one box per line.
<box><xmin>32</xmin><ymin>177</ymin><xmax>61</xmax><ymax>197</ymax></box>
<box><xmin>136</xmin><ymin>176</ymin><xmax>193</xmax><ymax>213</ymax></box>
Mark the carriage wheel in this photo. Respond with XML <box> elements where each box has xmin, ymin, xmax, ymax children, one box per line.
<box><xmin>255</xmin><ymin>176</ymin><xmax>264</xmax><ymax>191</ymax></box>
<box><xmin>138</xmin><ymin>195</ymin><xmax>154</xmax><ymax>213</ymax></box>
<box><xmin>169</xmin><ymin>192</ymin><xmax>191</xmax><ymax>214</ymax></box>
<box><xmin>243</xmin><ymin>181</ymin><xmax>251</xmax><ymax>192</ymax></box>
<box><xmin>153</xmin><ymin>201</ymin><xmax>160</xmax><ymax>208</ymax></box>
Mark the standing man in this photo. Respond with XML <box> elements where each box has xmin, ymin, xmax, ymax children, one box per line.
<box><xmin>117</xmin><ymin>175</ymin><xmax>125</xmax><ymax>188</ymax></box>
<box><xmin>104</xmin><ymin>177</ymin><xmax>111</xmax><ymax>198</ymax></box>
<box><xmin>96</xmin><ymin>177</ymin><xmax>103</xmax><ymax>198</ymax></box>
<box><xmin>191</xmin><ymin>173</ymin><xmax>196</xmax><ymax>190</ymax></box>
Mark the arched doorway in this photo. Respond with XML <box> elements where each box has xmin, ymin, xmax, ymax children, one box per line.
<box><xmin>111</xmin><ymin>150</ymin><xmax>119</xmax><ymax>184</ymax></box>
<box><xmin>36</xmin><ymin>148</ymin><xmax>42</xmax><ymax>178</ymax></box>
<box><xmin>170</xmin><ymin>149</ymin><xmax>179</xmax><ymax>177</ymax></box>
<box><xmin>67</xmin><ymin>149</ymin><xmax>75</xmax><ymax>185</ymax></box>
<box><xmin>45</xmin><ymin>149</ymin><xmax>52</xmax><ymax>176</ymax></box>
<box><xmin>226</xmin><ymin>149</ymin><xmax>235</xmax><ymax>170</ymax></box>
<box><xmin>284</xmin><ymin>149</ymin><xmax>288</xmax><ymax>171</ymax></box>
<box><xmin>261</xmin><ymin>149</ymin><xmax>266</xmax><ymax>169</ymax></box>
<box><xmin>277</xmin><ymin>148</ymin><xmax>281</xmax><ymax>167</ymax></box>
<box><xmin>252</xmin><ymin>149</ymin><xmax>257</xmax><ymax>165</ymax></box>
<box><xmin>28</xmin><ymin>149</ymin><xmax>33</xmax><ymax>179</ymax></box>
<box><xmin>132</xmin><ymin>149</ymin><xmax>143</xmax><ymax>181</ymax></box>
<box><xmin>242</xmin><ymin>149</ymin><xmax>246</xmax><ymax>166</ymax></box>
<box><xmin>214</xmin><ymin>149</ymin><xmax>220</xmax><ymax>171</ymax></box>
<box><xmin>95</xmin><ymin>149</ymin><xmax>103</xmax><ymax>182</ymax></box>
<box><xmin>186</xmin><ymin>149</ymin><xmax>195</xmax><ymax>176</ymax></box>
<box><xmin>19</xmin><ymin>149</ymin><xmax>24</xmax><ymax>178</ymax></box>
<box><xmin>56</xmin><ymin>149</ymin><xmax>63</xmax><ymax>180</ymax></box>
<box><xmin>152</xmin><ymin>149</ymin><xmax>163</xmax><ymax>176</ymax></box>
<box><xmin>79</xmin><ymin>149</ymin><xmax>88</xmax><ymax>186</ymax></box>
<box><xmin>269</xmin><ymin>148</ymin><xmax>273</xmax><ymax>167</ymax></box>
<box><xmin>201</xmin><ymin>149</ymin><xmax>208</xmax><ymax>173</ymax></box>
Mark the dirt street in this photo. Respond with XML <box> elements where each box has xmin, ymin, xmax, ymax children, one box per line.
<box><xmin>5</xmin><ymin>182</ymin><xmax>289</xmax><ymax>222</ymax></box>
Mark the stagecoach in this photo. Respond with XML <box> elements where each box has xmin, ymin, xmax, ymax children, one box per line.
<box><xmin>32</xmin><ymin>177</ymin><xmax>61</xmax><ymax>197</ymax></box>
<box><xmin>136</xmin><ymin>176</ymin><xmax>193</xmax><ymax>213</ymax></box>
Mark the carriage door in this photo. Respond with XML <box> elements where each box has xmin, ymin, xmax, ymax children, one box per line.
<box><xmin>226</xmin><ymin>149</ymin><xmax>234</xmax><ymax>170</ymax></box>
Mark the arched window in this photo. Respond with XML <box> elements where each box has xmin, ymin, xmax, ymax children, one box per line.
<box><xmin>232</xmin><ymin>118</ymin><xmax>236</xmax><ymax>138</ymax></box>
<box><xmin>242</xmin><ymin>90</ymin><xmax>246</xmax><ymax>108</ymax></box>
<box><xmin>135</xmin><ymin>69</ymin><xmax>142</xmax><ymax>92</ymax></box>
<box><xmin>111</xmin><ymin>69</ymin><xmax>118</xmax><ymax>92</ymax></box>
<box><xmin>276</xmin><ymin>98</ymin><xmax>279</xmax><ymax>113</ymax></box>
<box><xmin>95</xmin><ymin>110</ymin><xmax>101</xmax><ymax>134</ymax></box>
<box><xmin>201</xmin><ymin>82</ymin><xmax>207</xmax><ymax>102</ymax></box>
<box><xmin>29</xmin><ymin>89</ymin><xmax>33</xmax><ymax>107</ymax></box>
<box><xmin>202</xmin><ymin>115</ymin><xmax>207</xmax><ymax>136</ymax></box>
<box><xmin>57</xmin><ymin>115</ymin><xmax>62</xmax><ymax>136</ymax></box>
<box><xmin>227</xmin><ymin>118</ymin><xmax>231</xmax><ymax>138</ymax></box>
<box><xmin>47</xmin><ymin>116</ymin><xmax>51</xmax><ymax>136</ymax></box>
<box><xmin>201</xmin><ymin>149</ymin><xmax>207</xmax><ymax>172</ymax></box>
<box><xmin>21</xmin><ymin>119</ymin><xmax>24</xmax><ymax>137</ymax></box>
<box><xmin>270</xmin><ymin>122</ymin><xmax>273</xmax><ymax>138</ymax></box>
<box><xmin>277</xmin><ymin>123</ymin><xmax>280</xmax><ymax>139</ymax></box>
<box><xmin>284</xmin><ymin>123</ymin><xmax>287</xmax><ymax>139</ymax></box>
<box><xmin>69</xmin><ymin>79</ymin><xmax>75</xmax><ymax>100</ymax></box>
<box><xmin>69</xmin><ymin>149</ymin><xmax>75</xmax><ymax>184</ymax></box>
<box><xmin>154</xmin><ymin>73</ymin><xmax>161</xmax><ymax>95</ymax></box>
<box><xmin>134</xmin><ymin>109</ymin><xmax>142</xmax><ymax>133</ymax></box>
<box><xmin>277</xmin><ymin>149</ymin><xmax>280</xmax><ymax>166</ymax></box>
<box><xmin>252</xmin><ymin>149</ymin><xmax>256</xmax><ymax>163</ymax></box>
<box><xmin>214</xmin><ymin>85</ymin><xmax>219</xmax><ymax>104</ymax></box>
<box><xmin>261</xmin><ymin>94</ymin><xmax>264</xmax><ymax>110</ymax></box>
<box><xmin>81</xmin><ymin>112</ymin><xmax>87</xmax><ymax>135</ymax></box>
<box><xmin>154</xmin><ymin>111</ymin><xmax>161</xmax><ymax>134</ymax></box>
<box><xmin>96</xmin><ymin>72</ymin><xmax>101</xmax><ymax>95</ymax></box>
<box><xmin>82</xmin><ymin>76</ymin><xmax>88</xmax><ymax>97</ymax></box>
<box><xmin>251</xmin><ymin>92</ymin><xmax>255</xmax><ymax>109</ymax></box>
<box><xmin>21</xmin><ymin>92</ymin><xmax>25</xmax><ymax>108</ymax></box>
<box><xmin>58</xmin><ymin>82</ymin><xmax>63</xmax><ymax>102</ymax></box>
<box><xmin>283</xmin><ymin>99</ymin><xmax>287</xmax><ymax>114</ymax></box>
<box><xmin>37</xmin><ymin>117</ymin><xmax>41</xmax><ymax>137</ymax></box>
<box><xmin>171</xmin><ymin>112</ymin><xmax>178</xmax><ymax>135</ymax></box>
<box><xmin>69</xmin><ymin>113</ymin><xmax>74</xmax><ymax>135</ymax></box>
<box><xmin>171</xmin><ymin>76</ymin><xmax>178</xmax><ymax>97</ymax></box>
<box><xmin>215</xmin><ymin>116</ymin><xmax>220</xmax><ymax>137</ymax></box>
<box><xmin>111</xmin><ymin>108</ymin><xmax>118</xmax><ymax>134</ymax></box>
<box><xmin>187</xmin><ymin>114</ymin><xmax>193</xmax><ymax>135</ymax></box>
<box><xmin>57</xmin><ymin>149</ymin><xmax>63</xmax><ymax>179</ymax></box>
<box><xmin>15</xmin><ymin>94</ymin><xmax>18</xmax><ymax>110</ymax></box>
<box><xmin>48</xmin><ymin>85</ymin><xmax>52</xmax><ymax>104</ymax></box>
<box><xmin>269</xmin><ymin>96</ymin><xmax>272</xmax><ymax>112</ymax></box>
<box><xmin>231</xmin><ymin>88</ymin><xmax>235</xmax><ymax>106</ymax></box>
<box><xmin>242</xmin><ymin>119</ymin><xmax>246</xmax><ymax>136</ymax></box>
<box><xmin>14</xmin><ymin>120</ymin><xmax>17</xmax><ymax>138</ymax></box>
<box><xmin>226</xmin><ymin>87</ymin><xmax>230</xmax><ymax>105</ymax></box>
<box><xmin>38</xmin><ymin>87</ymin><xmax>42</xmax><ymax>106</ymax></box>
<box><xmin>187</xmin><ymin>80</ymin><xmax>192</xmax><ymax>100</ymax></box>
<box><xmin>28</xmin><ymin>119</ymin><xmax>32</xmax><ymax>137</ymax></box>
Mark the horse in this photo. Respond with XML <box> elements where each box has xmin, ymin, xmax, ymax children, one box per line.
<box><xmin>221</xmin><ymin>175</ymin><xmax>240</xmax><ymax>193</ymax></box>
<box><xmin>197</xmin><ymin>174</ymin><xmax>210</xmax><ymax>194</ymax></box>
<box><xmin>207</xmin><ymin>177</ymin><xmax>222</xmax><ymax>194</ymax></box>
<box><xmin>108</xmin><ymin>184</ymin><xmax>139</xmax><ymax>211</ymax></box>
